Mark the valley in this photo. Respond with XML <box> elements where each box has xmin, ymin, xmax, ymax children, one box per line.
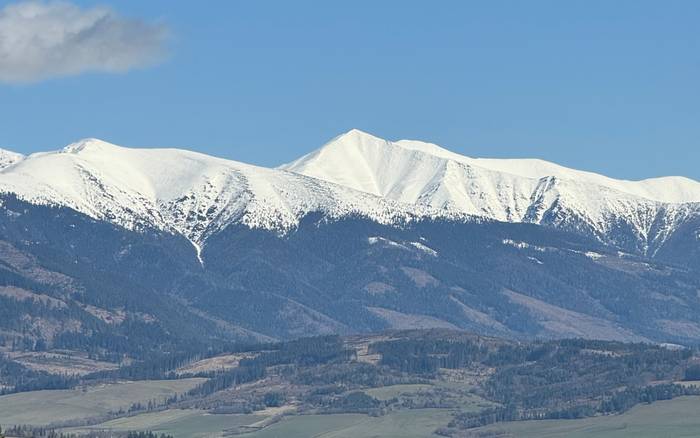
<box><xmin>1</xmin><ymin>330</ymin><xmax>699</xmax><ymax>437</ymax></box>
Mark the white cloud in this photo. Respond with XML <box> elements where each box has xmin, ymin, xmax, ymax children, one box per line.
<box><xmin>0</xmin><ymin>1</ymin><xmax>168</xmax><ymax>83</ymax></box>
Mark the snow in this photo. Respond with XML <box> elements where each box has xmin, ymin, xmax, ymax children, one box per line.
<box><xmin>367</xmin><ymin>236</ymin><xmax>409</xmax><ymax>250</ymax></box>
<box><xmin>0</xmin><ymin>148</ymin><xmax>24</xmax><ymax>169</ymax></box>
<box><xmin>288</xmin><ymin>130</ymin><xmax>700</xmax><ymax>207</ymax></box>
<box><xmin>584</xmin><ymin>251</ymin><xmax>604</xmax><ymax>260</ymax></box>
<box><xmin>395</xmin><ymin>137</ymin><xmax>700</xmax><ymax>204</ymax></box>
<box><xmin>282</xmin><ymin>129</ymin><xmax>700</xmax><ymax>249</ymax></box>
<box><xmin>2</xmin><ymin>130</ymin><xmax>699</xmax><ymax>254</ymax></box>
<box><xmin>502</xmin><ymin>239</ymin><xmax>547</xmax><ymax>252</ymax></box>
<box><xmin>281</xmin><ymin>129</ymin><xmax>538</xmax><ymax>222</ymax></box>
<box><xmin>0</xmin><ymin>138</ymin><xmax>437</xmax><ymax>247</ymax></box>
<box><xmin>408</xmin><ymin>241</ymin><xmax>438</xmax><ymax>257</ymax></box>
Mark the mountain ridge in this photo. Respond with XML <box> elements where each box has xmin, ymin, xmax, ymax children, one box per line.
<box><xmin>0</xmin><ymin>137</ymin><xmax>452</xmax><ymax>247</ymax></box>
<box><xmin>285</xmin><ymin>129</ymin><xmax>700</xmax><ymax>203</ymax></box>
<box><xmin>282</xmin><ymin>129</ymin><xmax>700</xmax><ymax>255</ymax></box>
<box><xmin>1</xmin><ymin>130</ymin><xmax>699</xmax><ymax>259</ymax></box>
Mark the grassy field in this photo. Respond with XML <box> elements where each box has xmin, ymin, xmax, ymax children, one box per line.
<box><xmin>244</xmin><ymin>409</ymin><xmax>453</xmax><ymax>438</ymax></box>
<box><xmin>480</xmin><ymin>396</ymin><xmax>700</xmax><ymax>438</ymax></box>
<box><xmin>69</xmin><ymin>397</ymin><xmax>700</xmax><ymax>438</ymax></box>
<box><xmin>5</xmin><ymin>379</ymin><xmax>699</xmax><ymax>437</ymax></box>
<box><xmin>68</xmin><ymin>409</ymin><xmax>264</xmax><ymax>438</ymax></box>
<box><xmin>74</xmin><ymin>409</ymin><xmax>450</xmax><ymax>438</ymax></box>
<box><xmin>0</xmin><ymin>379</ymin><xmax>204</xmax><ymax>427</ymax></box>
<box><xmin>363</xmin><ymin>384</ymin><xmax>434</xmax><ymax>400</ymax></box>
<box><xmin>65</xmin><ymin>383</ymin><xmax>487</xmax><ymax>437</ymax></box>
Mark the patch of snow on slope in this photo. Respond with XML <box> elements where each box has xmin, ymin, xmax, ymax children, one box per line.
<box><xmin>408</xmin><ymin>241</ymin><xmax>438</xmax><ymax>257</ymax></box>
<box><xmin>368</xmin><ymin>236</ymin><xmax>409</xmax><ymax>250</ymax></box>
<box><xmin>0</xmin><ymin>148</ymin><xmax>25</xmax><ymax>169</ymax></box>
<box><xmin>584</xmin><ymin>251</ymin><xmax>604</xmax><ymax>260</ymax></box>
<box><xmin>502</xmin><ymin>239</ymin><xmax>547</xmax><ymax>252</ymax></box>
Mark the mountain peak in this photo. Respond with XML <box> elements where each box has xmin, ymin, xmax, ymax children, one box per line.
<box><xmin>328</xmin><ymin>128</ymin><xmax>390</xmax><ymax>150</ymax></box>
<box><xmin>337</xmin><ymin>128</ymin><xmax>382</xmax><ymax>140</ymax></box>
<box><xmin>62</xmin><ymin>138</ymin><xmax>121</xmax><ymax>154</ymax></box>
<box><xmin>279</xmin><ymin>129</ymin><xmax>401</xmax><ymax>196</ymax></box>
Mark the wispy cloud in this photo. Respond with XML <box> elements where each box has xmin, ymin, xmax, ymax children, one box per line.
<box><xmin>0</xmin><ymin>1</ymin><xmax>168</xmax><ymax>83</ymax></box>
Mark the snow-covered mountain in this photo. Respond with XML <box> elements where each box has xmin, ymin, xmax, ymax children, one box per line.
<box><xmin>3</xmin><ymin>131</ymin><xmax>700</xmax><ymax>346</ymax></box>
<box><xmin>0</xmin><ymin>138</ymin><xmax>439</xmax><ymax>249</ymax></box>
<box><xmin>282</xmin><ymin>129</ymin><xmax>700</xmax><ymax>254</ymax></box>
<box><xmin>1</xmin><ymin>130</ymin><xmax>698</xmax><ymax>256</ymax></box>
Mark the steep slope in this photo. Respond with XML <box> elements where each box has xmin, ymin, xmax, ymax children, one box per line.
<box><xmin>4</xmin><ymin>193</ymin><xmax>700</xmax><ymax>348</ymax></box>
<box><xmin>395</xmin><ymin>137</ymin><xmax>700</xmax><ymax>203</ymax></box>
<box><xmin>281</xmin><ymin>129</ymin><xmax>700</xmax><ymax>255</ymax></box>
<box><xmin>0</xmin><ymin>195</ymin><xmax>271</xmax><ymax>356</ymax></box>
<box><xmin>281</xmin><ymin>129</ymin><xmax>541</xmax><ymax>221</ymax></box>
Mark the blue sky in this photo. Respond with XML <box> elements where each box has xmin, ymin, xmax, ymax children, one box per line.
<box><xmin>0</xmin><ymin>0</ymin><xmax>698</xmax><ymax>180</ymax></box>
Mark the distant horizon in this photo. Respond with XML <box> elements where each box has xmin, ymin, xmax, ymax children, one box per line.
<box><xmin>1</xmin><ymin>1</ymin><xmax>698</xmax><ymax>180</ymax></box>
